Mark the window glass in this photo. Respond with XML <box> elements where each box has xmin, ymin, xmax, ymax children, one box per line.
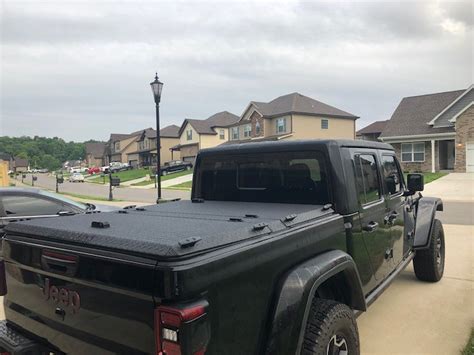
<box><xmin>276</xmin><ymin>118</ymin><xmax>287</xmax><ymax>133</ymax></box>
<box><xmin>401</xmin><ymin>143</ymin><xmax>425</xmax><ymax>162</ymax></box>
<box><xmin>231</xmin><ymin>127</ymin><xmax>239</xmax><ymax>140</ymax></box>
<box><xmin>186</xmin><ymin>130</ymin><xmax>193</xmax><ymax>141</ymax></box>
<box><xmin>354</xmin><ymin>154</ymin><xmax>381</xmax><ymax>205</ymax></box>
<box><xmin>219</xmin><ymin>129</ymin><xmax>225</xmax><ymax>140</ymax></box>
<box><xmin>2</xmin><ymin>195</ymin><xmax>67</xmax><ymax>216</ymax></box>
<box><xmin>255</xmin><ymin>121</ymin><xmax>261</xmax><ymax>135</ymax></box>
<box><xmin>197</xmin><ymin>151</ymin><xmax>330</xmax><ymax>205</ymax></box>
<box><xmin>381</xmin><ymin>155</ymin><xmax>403</xmax><ymax>194</ymax></box>
<box><xmin>321</xmin><ymin>119</ymin><xmax>329</xmax><ymax>129</ymax></box>
<box><xmin>244</xmin><ymin>125</ymin><xmax>252</xmax><ymax>138</ymax></box>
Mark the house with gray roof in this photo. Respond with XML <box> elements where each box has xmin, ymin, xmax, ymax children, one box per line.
<box><xmin>85</xmin><ymin>142</ymin><xmax>106</xmax><ymax>167</ymax></box>
<box><xmin>356</xmin><ymin>120</ymin><xmax>388</xmax><ymax>141</ymax></box>
<box><xmin>176</xmin><ymin>111</ymin><xmax>240</xmax><ymax>162</ymax></box>
<box><xmin>228</xmin><ymin>92</ymin><xmax>358</xmax><ymax>144</ymax></box>
<box><xmin>380</xmin><ymin>85</ymin><xmax>473</xmax><ymax>173</ymax></box>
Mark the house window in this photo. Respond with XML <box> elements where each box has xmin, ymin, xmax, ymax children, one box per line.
<box><xmin>114</xmin><ymin>141</ymin><xmax>120</xmax><ymax>151</ymax></box>
<box><xmin>401</xmin><ymin>143</ymin><xmax>425</xmax><ymax>162</ymax></box>
<box><xmin>186</xmin><ymin>130</ymin><xmax>193</xmax><ymax>141</ymax></box>
<box><xmin>321</xmin><ymin>119</ymin><xmax>329</xmax><ymax>129</ymax></box>
<box><xmin>219</xmin><ymin>129</ymin><xmax>225</xmax><ymax>140</ymax></box>
<box><xmin>276</xmin><ymin>118</ymin><xmax>287</xmax><ymax>134</ymax></box>
<box><xmin>244</xmin><ymin>124</ymin><xmax>251</xmax><ymax>138</ymax></box>
<box><xmin>231</xmin><ymin>127</ymin><xmax>239</xmax><ymax>140</ymax></box>
<box><xmin>255</xmin><ymin>121</ymin><xmax>261</xmax><ymax>135</ymax></box>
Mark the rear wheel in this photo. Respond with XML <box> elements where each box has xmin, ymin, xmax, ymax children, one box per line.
<box><xmin>302</xmin><ymin>298</ymin><xmax>359</xmax><ymax>355</ymax></box>
<box><xmin>413</xmin><ymin>219</ymin><xmax>445</xmax><ymax>282</ymax></box>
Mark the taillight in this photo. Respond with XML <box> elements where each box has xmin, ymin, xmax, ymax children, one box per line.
<box><xmin>155</xmin><ymin>300</ymin><xmax>210</xmax><ymax>355</ymax></box>
<box><xmin>0</xmin><ymin>260</ymin><xmax>7</xmax><ymax>296</ymax></box>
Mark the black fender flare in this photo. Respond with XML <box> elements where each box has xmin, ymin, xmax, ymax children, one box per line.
<box><xmin>264</xmin><ymin>250</ymin><xmax>366</xmax><ymax>355</ymax></box>
<box><xmin>413</xmin><ymin>197</ymin><xmax>443</xmax><ymax>249</ymax></box>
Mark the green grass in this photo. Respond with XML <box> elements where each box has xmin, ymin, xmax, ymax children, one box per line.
<box><xmin>462</xmin><ymin>328</ymin><xmax>473</xmax><ymax>355</ymax></box>
<box><xmin>87</xmin><ymin>168</ymin><xmax>152</xmax><ymax>184</ymax></box>
<box><xmin>165</xmin><ymin>180</ymin><xmax>192</xmax><ymax>190</ymax></box>
<box><xmin>404</xmin><ymin>172</ymin><xmax>447</xmax><ymax>185</ymax></box>
<box><xmin>131</xmin><ymin>169</ymin><xmax>193</xmax><ymax>186</ymax></box>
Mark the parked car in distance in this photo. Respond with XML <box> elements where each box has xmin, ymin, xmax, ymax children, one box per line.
<box><xmin>153</xmin><ymin>159</ymin><xmax>193</xmax><ymax>176</ymax></box>
<box><xmin>87</xmin><ymin>167</ymin><xmax>101</xmax><ymax>175</ymax></box>
<box><xmin>0</xmin><ymin>187</ymin><xmax>118</xmax><ymax>232</ymax></box>
<box><xmin>0</xmin><ymin>140</ymin><xmax>446</xmax><ymax>355</ymax></box>
<box><xmin>68</xmin><ymin>173</ymin><xmax>85</xmax><ymax>183</ymax></box>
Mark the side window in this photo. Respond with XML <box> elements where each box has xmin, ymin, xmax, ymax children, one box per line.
<box><xmin>381</xmin><ymin>155</ymin><xmax>403</xmax><ymax>195</ymax></box>
<box><xmin>354</xmin><ymin>154</ymin><xmax>381</xmax><ymax>205</ymax></box>
<box><xmin>1</xmin><ymin>195</ymin><xmax>65</xmax><ymax>216</ymax></box>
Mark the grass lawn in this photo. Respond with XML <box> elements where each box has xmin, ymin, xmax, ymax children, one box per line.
<box><xmin>462</xmin><ymin>328</ymin><xmax>473</xmax><ymax>355</ymax></box>
<box><xmin>131</xmin><ymin>169</ymin><xmax>193</xmax><ymax>186</ymax></box>
<box><xmin>87</xmin><ymin>168</ymin><xmax>152</xmax><ymax>184</ymax></box>
<box><xmin>165</xmin><ymin>180</ymin><xmax>192</xmax><ymax>190</ymax></box>
<box><xmin>404</xmin><ymin>172</ymin><xmax>447</xmax><ymax>184</ymax></box>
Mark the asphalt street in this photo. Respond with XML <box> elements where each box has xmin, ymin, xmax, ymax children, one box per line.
<box><xmin>17</xmin><ymin>174</ymin><xmax>190</xmax><ymax>203</ymax></box>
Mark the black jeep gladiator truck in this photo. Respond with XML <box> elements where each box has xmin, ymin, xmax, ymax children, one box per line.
<box><xmin>0</xmin><ymin>140</ymin><xmax>445</xmax><ymax>355</ymax></box>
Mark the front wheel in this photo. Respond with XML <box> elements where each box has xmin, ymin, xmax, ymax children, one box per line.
<box><xmin>302</xmin><ymin>298</ymin><xmax>359</xmax><ymax>355</ymax></box>
<box><xmin>413</xmin><ymin>219</ymin><xmax>445</xmax><ymax>282</ymax></box>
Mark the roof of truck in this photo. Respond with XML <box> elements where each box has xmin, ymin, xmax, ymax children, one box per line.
<box><xmin>205</xmin><ymin>139</ymin><xmax>393</xmax><ymax>155</ymax></box>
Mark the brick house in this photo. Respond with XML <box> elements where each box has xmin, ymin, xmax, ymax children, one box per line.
<box><xmin>228</xmin><ymin>92</ymin><xmax>358</xmax><ymax>143</ymax></box>
<box><xmin>356</xmin><ymin>120</ymin><xmax>388</xmax><ymax>141</ymax></box>
<box><xmin>380</xmin><ymin>86</ymin><xmax>474</xmax><ymax>173</ymax></box>
<box><xmin>85</xmin><ymin>142</ymin><xmax>106</xmax><ymax>167</ymax></box>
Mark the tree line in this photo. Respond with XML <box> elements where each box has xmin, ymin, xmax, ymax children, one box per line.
<box><xmin>0</xmin><ymin>136</ymin><xmax>101</xmax><ymax>171</ymax></box>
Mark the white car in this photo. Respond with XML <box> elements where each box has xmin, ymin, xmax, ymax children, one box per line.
<box><xmin>68</xmin><ymin>173</ymin><xmax>85</xmax><ymax>183</ymax></box>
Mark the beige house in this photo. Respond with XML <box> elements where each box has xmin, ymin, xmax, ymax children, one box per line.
<box><xmin>228</xmin><ymin>93</ymin><xmax>358</xmax><ymax>144</ymax></box>
<box><xmin>104</xmin><ymin>133</ymin><xmax>138</xmax><ymax>165</ymax></box>
<box><xmin>85</xmin><ymin>142</ymin><xmax>106</xmax><ymax>167</ymax></box>
<box><xmin>127</xmin><ymin>125</ymin><xmax>181</xmax><ymax>167</ymax></box>
<box><xmin>174</xmin><ymin>112</ymin><xmax>240</xmax><ymax>162</ymax></box>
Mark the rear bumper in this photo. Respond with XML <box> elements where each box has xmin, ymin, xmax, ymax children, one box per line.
<box><xmin>0</xmin><ymin>320</ymin><xmax>55</xmax><ymax>355</ymax></box>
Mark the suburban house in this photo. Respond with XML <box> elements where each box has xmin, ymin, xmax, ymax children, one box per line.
<box><xmin>226</xmin><ymin>92</ymin><xmax>358</xmax><ymax>144</ymax></box>
<box><xmin>85</xmin><ymin>142</ymin><xmax>106</xmax><ymax>167</ymax></box>
<box><xmin>126</xmin><ymin>125</ymin><xmax>181</xmax><ymax>167</ymax></box>
<box><xmin>104</xmin><ymin>132</ymin><xmax>141</xmax><ymax>165</ymax></box>
<box><xmin>380</xmin><ymin>86</ymin><xmax>474</xmax><ymax>173</ymax></box>
<box><xmin>13</xmin><ymin>157</ymin><xmax>29</xmax><ymax>173</ymax></box>
<box><xmin>174</xmin><ymin>111</ymin><xmax>240</xmax><ymax>162</ymax></box>
<box><xmin>356</xmin><ymin>120</ymin><xmax>388</xmax><ymax>141</ymax></box>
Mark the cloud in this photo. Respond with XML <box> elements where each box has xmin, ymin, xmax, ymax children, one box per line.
<box><xmin>0</xmin><ymin>0</ymin><xmax>472</xmax><ymax>140</ymax></box>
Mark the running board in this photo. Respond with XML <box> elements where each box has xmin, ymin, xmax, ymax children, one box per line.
<box><xmin>354</xmin><ymin>252</ymin><xmax>415</xmax><ymax>318</ymax></box>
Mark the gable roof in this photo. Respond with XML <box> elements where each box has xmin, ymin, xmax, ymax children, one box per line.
<box><xmin>243</xmin><ymin>92</ymin><xmax>358</xmax><ymax>120</ymax></box>
<box><xmin>380</xmin><ymin>89</ymin><xmax>465</xmax><ymax>139</ymax></box>
<box><xmin>180</xmin><ymin>111</ymin><xmax>240</xmax><ymax>135</ymax></box>
<box><xmin>428</xmin><ymin>85</ymin><xmax>473</xmax><ymax>125</ymax></box>
<box><xmin>357</xmin><ymin>120</ymin><xmax>388</xmax><ymax>135</ymax></box>
<box><xmin>159</xmin><ymin>125</ymin><xmax>180</xmax><ymax>138</ymax></box>
<box><xmin>85</xmin><ymin>142</ymin><xmax>106</xmax><ymax>158</ymax></box>
<box><xmin>109</xmin><ymin>133</ymin><xmax>132</xmax><ymax>142</ymax></box>
<box><xmin>14</xmin><ymin>158</ymin><xmax>29</xmax><ymax>167</ymax></box>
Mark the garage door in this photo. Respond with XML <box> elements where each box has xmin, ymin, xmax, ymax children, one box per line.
<box><xmin>467</xmin><ymin>143</ymin><xmax>474</xmax><ymax>172</ymax></box>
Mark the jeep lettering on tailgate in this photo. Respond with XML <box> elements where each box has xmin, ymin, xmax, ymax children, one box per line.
<box><xmin>42</xmin><ymin>278</ymin><xmax>81</xmax><ymax>314</ymax></box>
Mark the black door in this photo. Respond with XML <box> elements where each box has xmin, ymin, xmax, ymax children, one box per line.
<box><xmin>353</xmin><ymin>153</ymin><xmax>393</xmax><ymax>281</ymax></box>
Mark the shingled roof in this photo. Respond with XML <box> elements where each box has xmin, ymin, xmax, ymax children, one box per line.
<box><xmin>85</xmin><ymin>142</ymin><xmax>106</xmax><ymax>158</ymax></box>
<box><xmin>247</xmin><ymin>92</ymin><xmax>358</xmax><ymax>119</ymax></box>
<box><xmin>380</xmin><ymin>89</ymin><xmax>464</xmax><ymax>138</ymax></box>
<box><xmin>180</xmin><ymin>111</ymin><xmax>240</xmax><ymax>135</ymax></box>
<box><xmin>357</xmin><ymin>120</ymin><xmax>388</xmax><ymax>135</ymax></box>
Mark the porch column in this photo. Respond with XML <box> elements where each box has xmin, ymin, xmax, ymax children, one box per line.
<box><xmin>431</xmin><ymin>139</ymin><xmax>436</xmax><ymax>173</ymax></box>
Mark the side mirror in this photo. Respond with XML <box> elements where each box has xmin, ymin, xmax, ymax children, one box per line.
<box><xmin>406</xmin><ymin>173</ymin><xmax>424</xmax><ymax>194</ymax></box>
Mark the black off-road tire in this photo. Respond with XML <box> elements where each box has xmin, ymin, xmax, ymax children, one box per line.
<box><xmin>302</xmin><ymin>298</ymin><xmax>359</xmax><ymax>355</ymax></box>
<box><xmin>413</xmin><ymin>219</ymin><xmax>445</xmax><ymax>282</ymax></box>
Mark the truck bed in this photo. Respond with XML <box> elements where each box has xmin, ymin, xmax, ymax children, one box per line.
<box><xmin>4</xmin><ymin>200</ymin><xmax>331</xmax><ymax>259</ymax></box>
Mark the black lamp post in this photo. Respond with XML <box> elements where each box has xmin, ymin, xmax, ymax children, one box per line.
<box><xmin>150</xmin><ymin>73</ymin><xmax>164</xmax><ymax>203</ymax></box>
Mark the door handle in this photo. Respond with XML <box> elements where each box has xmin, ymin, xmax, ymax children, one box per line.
<box><xmin>384</xmin><ymin>211</ymin><xmax>399</xmax><ymax>225</ymax></box>
<box><xmin>363</xmin><ymin>221</ymin><xmax>379</xmax><ymax>232</ymax></box>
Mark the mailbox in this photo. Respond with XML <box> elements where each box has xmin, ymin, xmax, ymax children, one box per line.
<box><xmin>110</xmin><ymin>177</ymin><xmax>120</xmax><ymax>187</ymax></box>
<box><xmin>57</xmin><ymin>175</ymin><xmax>64</xmax><ymax>184</ymax></box>
<box><xmin>32</xmin><ymin>176</ymin><xmax>38</xmax><ymax>181</ymax></box>
<box><xmin>22</xmin><ymin>174</ymin><xmax>26</xmax><ymax>179</ymax></box>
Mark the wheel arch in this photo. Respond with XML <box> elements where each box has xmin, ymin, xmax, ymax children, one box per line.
<box><xmin>264</xmin><ymin>250</ymin><xmax>366</xmax><ymax>355</ymax></box>
<box><xmin>414</xmin><ymin>197</ymin><xmax>443</xmax><ymax>249</ymax></box>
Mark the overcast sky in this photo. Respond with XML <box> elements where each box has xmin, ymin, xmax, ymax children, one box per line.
<box><xmin>0</xmin><ymin>0</ymin><xmax>472</xmax><ymax>142</ymax></box>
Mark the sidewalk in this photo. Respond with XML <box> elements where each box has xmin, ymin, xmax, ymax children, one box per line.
<box><xmin>130</xmin><ymin>173</ymin><xmax>193</xmax><ymax>189</ymax></box>
<box><xmin>423</xmin><ymin>173</ymin><xmax>474</xmax><ymax>202</ymax></box>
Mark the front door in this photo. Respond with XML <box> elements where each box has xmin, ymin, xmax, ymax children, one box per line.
<box><xmin>380</xmin><ymin>154</ymin><xmax>407</xmax><ymax>267</ymax></box>
<box><xmin>353</xmin><ymin>153</ymin><xmax>393</xmax><ymax>281</ymax></box>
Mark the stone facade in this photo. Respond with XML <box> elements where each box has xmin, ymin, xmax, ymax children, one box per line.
<box><xmin>392</xmin><ymin>141</ymin><xmax>439</xmax><ymax>172</ymax></box>
<box><xmin>250</xmin><ymin>111</ymin><xmax>264</xmax><ymax>138</ymax></box>
<box><xmin>454</xmin><ymin>105</ymin><xmax>474</xmax><ymax>172</ymax></box>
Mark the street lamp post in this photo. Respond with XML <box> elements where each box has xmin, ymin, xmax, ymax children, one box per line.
<box><xmin>150</xmin><ymin>73</ymin><xmax>164</xmax><ymax>203</ymax></box>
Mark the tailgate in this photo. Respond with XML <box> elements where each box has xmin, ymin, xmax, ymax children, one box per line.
<box><xmin>2</xmin><ymin>236</ymin><xmax>157</xmax><ymax>354</ymax></box>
